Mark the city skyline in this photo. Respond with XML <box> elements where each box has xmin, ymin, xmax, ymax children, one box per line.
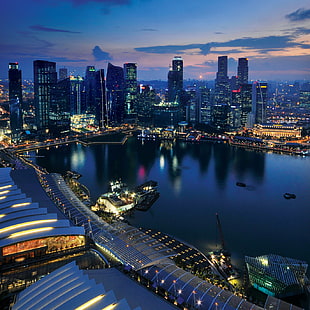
<box><xmin>1</xmin><ymin>0</ymin><xmax>310</xmax><ymax>81</ymax></box>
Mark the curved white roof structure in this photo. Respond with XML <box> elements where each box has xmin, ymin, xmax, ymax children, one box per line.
<box><xmin>12</xmin><ymin>261</ymin><xmax>177</xmax><ymax>310</ymax></box>
<box><xmin>0</xmin><ymin>168</ymin><xmax>84</xmax><ymax>252</ymax></box>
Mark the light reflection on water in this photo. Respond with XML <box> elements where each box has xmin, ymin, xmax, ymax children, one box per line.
<box><xmin>33</xmin><ymin>138</ymin><xmax>310</xmax><ymax>268</ymax></box>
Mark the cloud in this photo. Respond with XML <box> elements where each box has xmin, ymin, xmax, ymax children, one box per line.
<box><xmin>135</xmin><ymin>34</ymin><xmax>310</xmax><ymax>56</ymax></box>
<box><xmin>52</xmin><ymin>57</ymin><xmax>88</xmax><ymax>62</ymax></box>
<box><xmin>286</xmin><ymin>8</ymin><xmax>310</xmax><ymax>22</ymax></box>
<box><xmin>30</xmin><ymin>25</ymin><xmax>81</xmax><ymax>34</ymax></box>
<box><xmin>92</xmin><ymin>45</ymin><xmax>112</xmax><ymax>61</ymax></box>
<box><xmin>140</xmin><ymin>28</ymin><xmax>158</xmax><ymax>32</ymax></box>
<box><xmin>61</xmin><ymin>0</ymin><xmax>130</xmax><ymax>5</ymax></box>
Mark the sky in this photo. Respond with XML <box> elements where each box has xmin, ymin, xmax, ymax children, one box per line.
<box><xmin>1</xmin><ymin>0</ymin><xmax>310</xmax><ymax>81</ymax></box>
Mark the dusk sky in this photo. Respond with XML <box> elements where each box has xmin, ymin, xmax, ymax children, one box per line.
<box><xmin>1</xmin><ymin>0</ymin><xmax>310</xmax><ymax>81</ymax></box>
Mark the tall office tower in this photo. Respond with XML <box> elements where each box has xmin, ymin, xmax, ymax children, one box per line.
<box><xmin>213</xmin><ymin>56</ymin><xmax>230</xmax><ymax>130</ymax></box>
<box><xmin>230</xmin><ymin>90</ymin><xmax>242</xmax><ymax>130</ymax></box>
<box><xmin>85</xmin><ymin>66</ymin><xmax>97</xmax><ymax>115</ymax></box>
<box><xmin>197</xmin><ymin>86</ymin><xmax>212</xmax><ymax>124</ymax></box>
<box><xmin>106</xmin><ymin>63</ymin><xmax>125</xmax><ymax>125</ymax></box>
<box><xmin>240</xmin><ymin>83</ymin><xmax>252</xmax><ymax>127</ymax></box>
<box><xmin>214</xmin><ymin>56</ymin><xmax>230</xmax><ymax>105</ymax></box>
<box><xmin>59</xmin><ymin>68</ymin><xmax>68</xmax><ymax>81</ymax></box>
<box><xmin>124</xmin><ymin>63</ymin><xmax>137</xmax><ymax>121</ymax></box>
<box><xmin>237</xmin><ymin>58</ymin><xmax>248</xmax><ymax>87</ymax></box>
<box><xmin>252</xmin><ymin>81</ymin><xmax>268</xmax><ymax>124</ymax></box>
<box><xmin>167</xmin><ymin>56</ymin><xmax>183</xmax><ymax>103</ymax></box>
<box><xmin>95</xmin><ymin>69</ymin><xmax>106</xmax><ymax>128</ymax></box>
<box><xmin>137</xmin><ymin>84</ymin><xmax>156</xmax><ymax>125</ymax></box>
<box><xmin>8</xmin><ymin>63</ymin><xmax>23</xmax><ymax>139</ymax></box>
<box><xmin>8</xmin><ymin>63</ymin><xmax>23</xmax><ymax>104</ymax></box>
<box><xmin>34</xmin><ymin>60</ymin><xmax>57</xmax><ymax>131</ymax></box>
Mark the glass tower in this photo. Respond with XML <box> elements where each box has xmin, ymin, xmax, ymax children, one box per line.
<box><xmin>34</xmin><ymin>60</ymin><xmax>57</xmax><ymax>130</ymax></box>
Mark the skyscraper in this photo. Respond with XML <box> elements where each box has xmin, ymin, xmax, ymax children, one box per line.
<box><xmin>106</xmin><ymin>63</ymin><xmax>125</xmax><ymax>125</ymax></box>
<box><xmin>213</xmin><ymin>56</ymin><xmax>230</xmax><ymax>130</ymax></box>
<box><xmin>84</xmin><ymin>66</ymin><xmax>97</xmax><ymax>115</ymax></box>
<box><xmin>167</xmin><ymin>56</ymin><xmax>183</xmax><ymax>103</ymax></box>
<box><xmin>33</xmin><ymin>60</ymin><xmax>57</xmax><ymax>131</ymax></box>
<box><xmin>124</xmin><ymin>63</ymin><xmax>137</xmax><ymax>120</ymax></box>
<box><xmin>214</xmin><ymin>56</ymin><xmax>230</xmax><ymax>105</ymax></box>
<box><xmin>9</xmin><ymin>63</ymin><xmax>23</xmax><ymax>104</ymax></box>
<box><xmin>95</xmin><ymin>69</ymin><xmax>106</xmax><ymax>128</ymax></box>
<box><xmin>237</xmin><ymin>58</ymin><xmax>249</xmax><ymax>87</ymax></box>
<box><xmin>240</xmin><ymin>83</ymin><xmax>252</xmax><ymax>127</ymax></box>
<box><xmin>252</xmin><ymin>81</ymin><xmax>268</xmax><ymax>124</ymax></box>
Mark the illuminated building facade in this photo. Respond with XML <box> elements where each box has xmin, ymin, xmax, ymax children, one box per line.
<box><xmin>245</xmin><ymin>254</ymin><xmax>308</xmax><ymax>298</ymax></box>
<box><xmin>240</xmin><ymin>83</ymin><xmax>252</xmax><ymax>127</ymax></box>
<box><xmin>153</xmin><ymin>102</ymin><xmax>180</xmax><ymax>127</ymax></box>
<box><xmin>33</xmin><ymin>60</ymin><xmax>57</xmax><ymax>131</ymax></box>
<box><xmin>70</xmin><ymin>114</ymin><xmax>97</xmax><ymax>132</ymax></box>
<box><xmin>252</xmin><ymin>81</ymin><xmax>268</xmax><ymax>124</ymax></box>
<box><xmin>9</xmin><ymin>63</ymin><xmax>23</xmax><ymax>140</ymax></box>
<box><xmin>213</xmin><ymin>56</ymin><xmax>230</xmax><ymax>130</ymax></box>
<box><xmin>137</xmin><ymin>84</ymin><xmax>156</xmax><ymax>125</ymax></box>
<box><xmin>124</xmin><ymin>63</ymin><xmax>137</xmax><ymax>120</ymax></box>
<box><xmin>253</xmin><ymin>124</ymin><xmax>303</xmax><ymax>138</ymax></box>
<box><xmin>0</xmin><ymin>167</ymin><xmax>85</xmax><ymax>266</ymax></box>
<box><xmin>197</xmin><ymin>86</ymin><xmax>212</xmax><ymax>124</ymax></box>
<box><xmin>167</xmin><ymin>56</ymin><xmax>183</xmax><ymax>104</ymax></box>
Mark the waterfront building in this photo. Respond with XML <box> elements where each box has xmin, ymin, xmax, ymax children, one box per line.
<box><xmin>12</xmin><ymin>261</ymin><xmax>178</xmax><ymax>310</ymax></box>
<box><xmin>167</xmin><ymin>56</ymin><xmax>183</xmax><ymax>104</ymax></box>
<box><xmin>252</xmin><ymin>81</ymin><xmax>268</xmax><ymax>124</ymax></box>
<box><xmin>252</xmin><ymin>124</ymin><xmax>303</xmax><ymax>139</ymax></box>
<box><xmin>33</xmin><ymin>60</ymin><xmax>57</xmax><ymax>131</ymax></box>
<box><xmin>245</xmin><ymin>254</ymin><xmax>308</xmax><ymax>298</ymax></box>
<box><xmin>70</xmin><ymin>114</ymin><xmax>97</xmax><ymax>132</ymax></box>
<box><xmin>237</xmin><ymin>58</ymin><xmax>249</xmax><ymax>87</ymax></box>
<box><xmin>0</xmin><ymin>167</ymin><xmax>85</xmax><ymax>267</ymax></box>
<box><xmin>137</xmin><ymin>84</ymin><xmax>156</xmax><ymax>125</ymax></box>
<box><xmin>106</xmin><ymin>63</ymin><xmax>125</xmax><ymax>125</ymax></box>
<box><xmin>153</xmin><ymin>101</ymin><xmax>180</xmax><ymax>128</ymax></box>
<box><xmin>124</xmin><ymin>63</ymin><xmax>138</xmax><ymax>122</ymax></box>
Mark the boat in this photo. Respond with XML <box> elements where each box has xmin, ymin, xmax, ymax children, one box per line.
<box><xmin>236</xmin><ymin>182</ymin><xmax>246</xmax><ymax>187</ymax></box>
<box><xmin>283</xmin><ymin>193</ymin><xmax>296</xmax><ymax>199</ymax></box>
